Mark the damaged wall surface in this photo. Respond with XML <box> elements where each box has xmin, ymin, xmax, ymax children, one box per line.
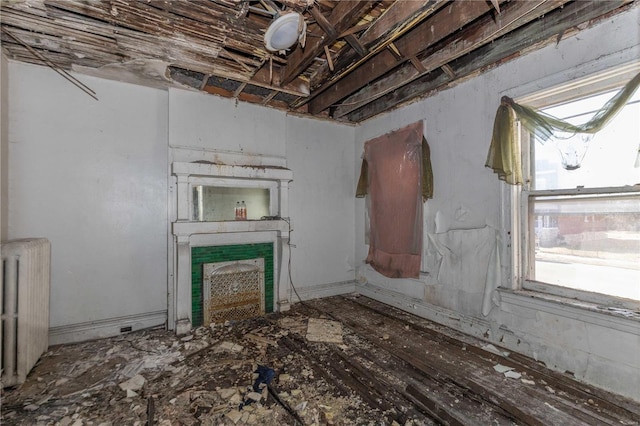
<box><xmin>1</xmin><ymin>53</ymin><xmax>8</xmax><ymax>242</ymax></box>
<box><xmin>3</xmin><ymin>4</ymin><xmax>638</xmax><ymax>405</ymax></box>
<box><xmin>284</xmin><ymin>115</ymin><xmax>356</xmax><ymax>299</ymax></box>
<box><xmin>6</xmin><ymin>62</ymin><xmax>356</xmax><ymax>344</ymax></box>
<box><xmin>354</xmin><ymin>9</ymin><xmax>640</xmax><ymax>401</ymax></box>
<box><xmin>166</xmin><ymin>89</ymin><xmax>357</xmax><ymax>306</ymax></box>
<box><xmin>7</xmin><ymin>62</ymin><xmax>170</xmax><ymax>343</ymax></box>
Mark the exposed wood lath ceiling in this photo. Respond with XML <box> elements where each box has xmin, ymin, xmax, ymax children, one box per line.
<box><xmin>1</xmin><ymin>0</ymin><xmax>636</xmax><ymax>122</ymax></box>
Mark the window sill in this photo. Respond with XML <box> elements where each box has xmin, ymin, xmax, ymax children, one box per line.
<box><xmin>498</xmin><ymin>288</ymin><xmax>640</xmax><ymax>335</ymax></box>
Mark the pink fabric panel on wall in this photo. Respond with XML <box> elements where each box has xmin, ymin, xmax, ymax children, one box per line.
<box><xmin>364</xmin><ymin>121</ymin><xmax>423</xmax><ymax>278</ymax></box>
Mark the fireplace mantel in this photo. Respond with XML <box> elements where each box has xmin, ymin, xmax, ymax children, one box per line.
<box><xmin>172</xmin><ymin>161</ymin><xmax>293</xmax><ymax>181</ymax></box>
<box><xmin>170</xmin><ymin>161</ymin><xmax>293</xmax><ymax>335</ymax></box>
<box><xmin>173</xmin><ymin>219</ymin><xmax>289</xmax><ymax>237</ymax></box>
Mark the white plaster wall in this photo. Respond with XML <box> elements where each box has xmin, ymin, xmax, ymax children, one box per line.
<box><xmin>1</xmin><ymin>53</ymin><xmax>8</xmax><ymax>240</ymax></box>
<box><xmin>167</xmin><ymin>86</ymin><xmax>357</xmax><ymax>302</ymax></box>
<box><xmin>168</xmin><ymin>88</ymin><xmax>286</xmax><ymax>159</ymax></box>
<box><xmin>8</xmin><ymin>62</ymin><xmax>169</xmax><ymax>335</ymax></box>
<box><xmin>355</xmin><ymin>9</ymin><xmax>640</xmax><ymax>400</ymax></box>
<box><xmin>286</xmin><ymin>115</ymin><xmax>356</xmax><ymax>295</ymax></box>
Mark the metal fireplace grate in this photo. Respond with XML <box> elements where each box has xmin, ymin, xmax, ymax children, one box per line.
<box><xmin>203</xmin><ymin>258</ymin><xmax>265</xmax><ymax>325</ymax></box>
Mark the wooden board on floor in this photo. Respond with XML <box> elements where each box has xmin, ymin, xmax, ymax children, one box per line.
<box><xmin>2</xmin><ymin>295</ymin><xmax>638</xmax><ymax>425</ymax></box>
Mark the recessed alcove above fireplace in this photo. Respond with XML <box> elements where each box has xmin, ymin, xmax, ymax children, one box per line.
<box><xmin>170</xmin><ymin>160</ymin><xmax>293</xmax><ymax>335</ymax></box>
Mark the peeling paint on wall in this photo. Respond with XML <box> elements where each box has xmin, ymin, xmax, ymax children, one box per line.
<box><xmin>427</xmin><ymin>225</ymin><xmax>501</xmax><ymax>316</ymax></box>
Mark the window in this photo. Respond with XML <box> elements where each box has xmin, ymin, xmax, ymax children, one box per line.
<box><xmin>516</xmin><ymin>72</ymin><xmax>640</xmax><ymax>303</ymax></box>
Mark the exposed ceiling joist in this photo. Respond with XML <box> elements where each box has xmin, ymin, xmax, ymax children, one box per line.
<box><xmin>309</xmin><ymin>6</ymin><xmax>338</xmax><ymax>39</ymax></box>
<box><xmin>262</xmin><ymin>90</ymin><xmax>279</xmax><ymax>105</ymax></box>
<box><xmin>343</xmin><ymin>34</ymin><xmax>368</xmax><ymax>57</ymax></box>
<box><xmin>0</xmin><ymin>0</ymin><xmax>635</xmax><ymax>122</ymax></box>
<box><xmin>226</xmin><ymin>0</ymin><xmax>314</xmax><ymax>12</ymax></box>
<box><xmin>339</xmin><ymin>23</ymin><xmax>370</xmax><ymax>38</ymax></box>
<box><xmin>308</xmin><ymin>0</ymin><xmax>501</xmax><ymax>114</ymax></box>
<box><xmin>308</xmin><ymin>0</ymin><xmax>448</xmax><ymax>92</ymax></box>
<box><xmin>333</xmin><ymin>0</ymin><xmax>574</xmax><ymax>118</ymax></box>
<box><xmin>280</xmin><ymin>0</ymin><xmax>372</xmax><ymax>85</ymax></box>
<box><xmin>348</xmin><ymin>0</ymin><xmax>635</xmax><ymax>122</ymax></box>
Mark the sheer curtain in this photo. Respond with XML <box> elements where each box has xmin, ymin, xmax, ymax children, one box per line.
<box><xmin>486</xmin><ymin>72</ymin><xmax>640</xmax><ymax>184</ymax></box>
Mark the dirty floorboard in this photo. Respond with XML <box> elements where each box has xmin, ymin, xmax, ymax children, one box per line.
<box><xmin>2</xmin><ymin>295</ymin><xmax>639</xmax><ymax>425</ymax></box>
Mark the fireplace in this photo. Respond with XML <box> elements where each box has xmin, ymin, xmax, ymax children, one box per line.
<box><xmin>202</xmin><ymin>258</ymin><xmax>265</xmax><ymax>325</ymax></box>
<box><xmin>171</xmin><ymin>159</ymin><xmax>292</xmax><ymax>334</ymax></box>
<box><xmin>191</xmin><ymin>243</ymin><xmax>274</xmax><ymax>327</ymax></box>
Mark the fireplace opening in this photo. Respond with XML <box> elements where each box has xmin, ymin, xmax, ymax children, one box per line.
<box><xmin>191</xmin><ymin>243</ymin><xmax>274</xmax><ymax>328</ymax></box>
<box><xmin>203</xmin><ymin>258</ymin><xmax>265</xmax><ymax>325</ymax></box>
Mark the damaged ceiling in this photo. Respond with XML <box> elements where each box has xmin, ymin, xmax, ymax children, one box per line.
<box><xmin>0</xmin><ymin>0</ymin><xmax>636</xmax><ymax>122</ymax></box>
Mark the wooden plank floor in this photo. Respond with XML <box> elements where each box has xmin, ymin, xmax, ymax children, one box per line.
<box><xmin>308</xmin><ymin>295</ymin><xmax>640</xmax><ymax>425</ymax></box>
<box><xmin>2</xmin><ymin>295</ymin><xmax>639</xmax><ymax>425</ymax></box>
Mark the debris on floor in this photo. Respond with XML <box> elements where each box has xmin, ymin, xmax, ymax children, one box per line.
<box><xmin>305</xmin><ymin>318</ymin><xmax>343</xmax><ymax>344</ymax></box>
<box><xmin>0</xmin><ymin>310</ymin><xmax>385</xmax><ymax>425</ymax></box>
<box><xmin>482</xmin><ymin>343</ymin><xmax>510</xmax><ymax>357</ymax></box>
<box><xmin>2</xmin><ymin>296</ymin><xmax>638</xmax><ymax>425</ymax></box>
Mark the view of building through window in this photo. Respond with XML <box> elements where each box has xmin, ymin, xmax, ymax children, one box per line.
<box><xmin>529</xmin><ymin>88</ymin><xmax>640</xmax><ymax>301</ymax></box>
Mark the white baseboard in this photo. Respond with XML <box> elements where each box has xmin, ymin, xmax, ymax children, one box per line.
<box><xmin>291</xmin><ymin>280</ymin><xmax>356</xmax><ymax>304</ymax></box>
<box><xmin>355</xmin><ymin>282</ymin><xmax>492</xmax><ymax>339</ymax></box>
<box><xmin>356</xmin><ymin>282</ymin><xmax>640</xmax><ymax>402</ymax></box>
<box><xmin>49</xmin><ymin>310</ymin><xmax>167</xmax><ymax>346</ymax></box>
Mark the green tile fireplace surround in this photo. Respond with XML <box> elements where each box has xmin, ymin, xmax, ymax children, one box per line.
<box><xmin>191</xmin><ymin>243</ymin><xmax>274</xmax><ymax>327</ymax></box>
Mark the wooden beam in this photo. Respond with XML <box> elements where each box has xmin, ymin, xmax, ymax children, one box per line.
<box><xmin>333</xmin><ymin>0</ymin><xmax>571</xmax><ymax>118</ymax></box>
<box><xmin>229</xmin><ymin>0</ymin><xmax>314</xmax><ymax>9</ymax></box>
<box><xmin>410</xmin><ymin>57</ymin><xmax>427</xmax><ymax>74</ymax></box>
<box><xmin>252</xmin><ymin>65</ymin><xmax>310</xmax><ymax>96</ymax></box>
<box><xmin>357</xmin><ymin>0</ymin><xmax>441</xmax><ymax>46</ymax></box>
<box><xmin>219</xmin><ymin>48</ymin><xmax>253</xmax><ymax>72</ymax></box>
<box><xmin>199</xmin><ymin>74</ymin><xmax>211</xmax><ymax>90</ymax></box>
<box><xmin>339</xmin><ymin>23</ymin><xmax>370</xmax><ymax>38</ymax></box>
<box><xmin>344</xmin><ymin>34</ymin><xmax>367</xmax><ymax>57</ymax></box>
<box><xmin>233</xmin><ymin>82</ymin><xmax>247</xmax><ymax>98</ymax></box>
<box><xmin>441</xmin><ymin>64</ymin><xmax>455</xmax><ymax>79</ymax></box>
<box><xmin>347</xmin><ymin>0</ymin><xmax>634</xmax><ymax>122</ymax></box>
<box><xmin>309</xmin><ymin>0</ymin><xmax>447</xmax><ymax>91</ymax></box>
<box><xmin>262</xmin><ymin>90</ymin><xmax>279</xmax><ymax>105</ymax></box>
<box><xmin>307</xmin><ymin>0</ymin><xmax>496</xmax><ymax>114</ymax></box>
<box><xmin>34</xmin><ymin>0</ymin><xmax>272</xmax><ymax>82</ymax></box>
<box><xmin>324</xmin><ymin>45</ymin><xmax>334</xmax><ymax>71</ymax></box>
<box><xmin>309</xmin><ymin>6</ymin><xmax>337</xmax><ymax>39</ymax></box>
<box><xmin>387</xmin><ymin>42</ymin><xmax>403</xmax><ymax>61</ymax></box>
<box><xmin>280</xmin><ymin>1</ymin><xmax>372</xmax><ymax>85</ymax></box>
<box><xmin>490</xmin><ymin>0</ymin><xmax>501</xmax><ymax>14</ymax></box>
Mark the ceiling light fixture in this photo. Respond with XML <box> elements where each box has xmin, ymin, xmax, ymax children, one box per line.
<box><xmin>264</xmin><ymin>12</ymin><xmax>306</xmax><ymax>53</ymax></box>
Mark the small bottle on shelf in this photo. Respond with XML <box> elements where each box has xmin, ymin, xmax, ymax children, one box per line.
<box><xmin>241</xmin><ymin>201</ymin><xmax>247</xmax><ymax>220</ymax></box>
<box><xmin>235</xmin><ymin>201</ymin><xmax>241</xmax><ymax>220</ymax></box>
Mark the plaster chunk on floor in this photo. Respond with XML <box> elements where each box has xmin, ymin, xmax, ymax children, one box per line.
<box><xmin>215</xmin><ymin>341</ymin><xmax>244</xmax><ymax>353</ymax></box>
<box><xmin>217</xmin><ymin>387</ymin><xmax>239</xmax><ymax>400</ymax></box>
<box><xmin>119</xmin><ymin>374</ymin><xmax>145</xmax><ymax>392</ymax></box>
<box><xmin>225</xmin><ymin>409</ymin><xmax>243</xmax><ymax>424</ymax></box>
<box><xmin>306</xmin><ymin>318</ymin><xmax>343</xmax><ymax>344</ymax></box>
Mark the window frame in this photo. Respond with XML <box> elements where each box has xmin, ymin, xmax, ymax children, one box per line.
<box><xmin>508</xmin><ymin>64</ymin><xmax>640</xmax><ymax>310</ymax></box>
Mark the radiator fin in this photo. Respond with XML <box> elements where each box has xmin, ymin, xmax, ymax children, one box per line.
<box><xmin>1</xmin><ymin>238</ymin><xmax>51</xmax><ymax>387</ymax></box>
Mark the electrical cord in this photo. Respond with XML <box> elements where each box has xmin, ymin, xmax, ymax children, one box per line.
<box><xmin>278</xmin><ymin>217</ymin><xmax>312</xmax><ymax>312</ymax></box>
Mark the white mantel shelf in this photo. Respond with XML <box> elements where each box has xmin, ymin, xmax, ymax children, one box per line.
<box><xmin>173</xmin><ymin>220</ymin><xmax>289</xmax><ymax>236</ymax></box>
<box><xmin>172</xmin><ymin>162</ymin><xmax>293</xmax><ymax>181</ymax></box>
